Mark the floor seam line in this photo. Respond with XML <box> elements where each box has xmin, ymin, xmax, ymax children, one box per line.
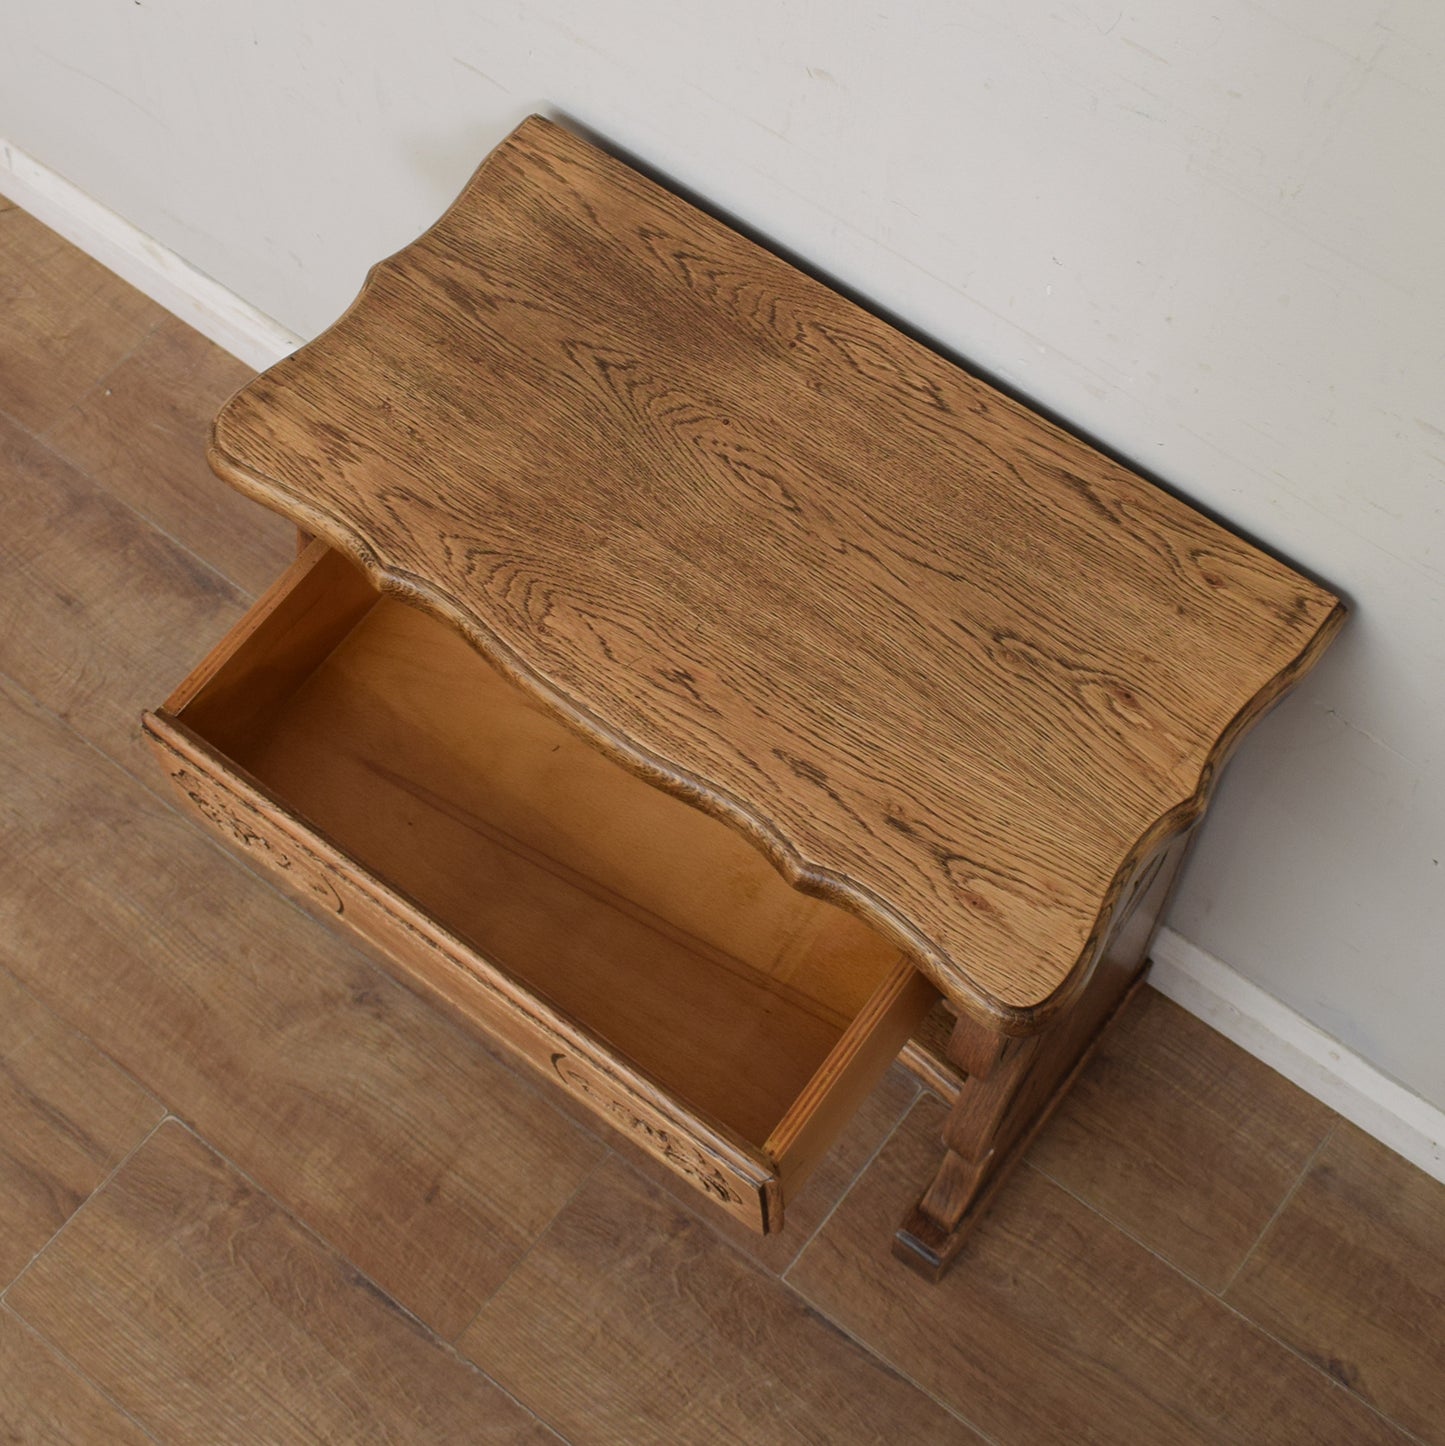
<box><xmin>782</xmin><ymin>1080</ymin><xmax>923</xmax><ymax>1285</ymax></box>
<box><xmin>783</xmin><ymin>1274</ymin><xmax>1002</xmax><ymax>1444</ymax></box>
<box><xmin>0</xmin><ymin>1301</ymin><xmax>164</xmax><ymax>1444</ymax></box>
<box><xmin>1</xmin><ymin>1113</ymin><xmax>169</xmax><ymax>1304</ymax></box>
<box><xmin>1219</xmin><ymin>1118</ymin><xmax>1337</xmax><ymax>1298</ymax></box>
<box><xmin>19</xmin><ymin>394</ymin><xmax>262</xmax><ymax>607</ymax></box>
<box><xmin>1026</xmin><ymin>1145</ymin><xmax>1425</xmax><ymax>1437</ymax></box>
<box><xmin>448</xmin><ymin>1150</ymin><xmax>608</xmax><ymax>1346</ymax></box>
<box><xmin>157</xmin><ymin>1117</ymin><xmax>576</xmax><ymax>1442</ymax></box>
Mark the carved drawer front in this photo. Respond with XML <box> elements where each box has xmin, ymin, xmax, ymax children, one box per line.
<box><xmin>145</xmin><ymin>541</ymin><xmax>936</xmax><ymax>1234</ymax></box>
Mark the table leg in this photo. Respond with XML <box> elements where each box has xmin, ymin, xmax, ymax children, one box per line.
<box><xmin>893</xmin><ymin>828</ymin><xmax>1195</xmax><ymax>1281</ymax></box>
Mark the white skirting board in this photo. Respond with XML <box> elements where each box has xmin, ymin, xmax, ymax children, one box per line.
<box><xmin>1151</xmin><ymin>928</ymin><xmax>1444</xmax><ymax>1184</ymax></box>
<box><xmin>0</xmin><ymin>139</ymin><xmax>301</xmax><ymax>371</ymax></box>
<box><xmin>6</xmin><ymin>136</ymin><xmax>1443</xmax><ymax>1186</ymax></box>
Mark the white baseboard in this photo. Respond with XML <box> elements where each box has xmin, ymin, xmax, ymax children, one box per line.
<box><xmin>1151</xmin><ymin>927</ymin><xmax>1444</xmax><ymax>1184</ymax></box>
<box><xmin>6</xmin><ymin>138</ymin><xmax>1442</xmax><ymax>1187</ymax></box>
<box><xmin>0</xmin><ymin>139</ymin><xmax>300</xmax><ymax>371</ymax></box>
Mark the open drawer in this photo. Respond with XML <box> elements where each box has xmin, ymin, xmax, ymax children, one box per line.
<box><xmin>144</xmin><ymin>541</ymin><xmax>938</xmax><ymax>1233</ymax></box>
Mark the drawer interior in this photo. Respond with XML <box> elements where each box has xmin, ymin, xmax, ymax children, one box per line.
<box><xmin>170</xmin><ymin>546</ymin><xmax>925</xmax><ymax>1154</ymax></box>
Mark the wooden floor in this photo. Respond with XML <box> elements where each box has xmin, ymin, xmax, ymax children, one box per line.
<box><xmin>1</xmin><ymin>196</ymin><xmax>1441</xmax><ymax>1445</ymax></box>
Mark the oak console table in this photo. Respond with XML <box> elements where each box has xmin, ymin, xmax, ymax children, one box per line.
<box><xmin>145</xmin><ymin>117</ymin><xmax>1344</xmax><ymax>1279</ymax></box>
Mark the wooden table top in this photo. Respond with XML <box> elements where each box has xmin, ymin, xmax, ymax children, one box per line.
<box><xmin>209</xmin><ymin>116</ymin><xmax>1343</xmax><ymax>1031</ymax></box>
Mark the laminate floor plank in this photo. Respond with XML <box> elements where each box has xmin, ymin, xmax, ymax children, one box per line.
<box><xmin>0</xmin><ymin>1307</ymin><xmax>154</xmax><ymax>1446</ymax></box>
<box><xmin>8</xmin><ymin>1122</ymin><xmax>558</xmax><ymax>1444</ymax></box>
<box><xmin>1226</xmin><ymin>1121</ymin><xmax>1445</xmax><ymax>1444</ymax></box>
<box><xmin>0</xmin><ymin>673</ymin><xmax>604</xmax><ymax>1341</ymax></box>
<box><xmin>788</xmin><ymin>1097</ymin><xmax>1412</xmax><ymax>1446</ymax></box>
<box><xmin>42</xmin><ymin>314</ymin><xmax>294</xmax><ymax>597</ymax></box>
<box><xmin>461</xmin><ymin>1153</ymin><xmax>980</xmax><ymax>1446</ymax></box>
<box><xmin>0</xmin><ymin>966</ymin><xmax>163</xmax><ymax>1290</ymax></box>
<box><xmin>1026</xmin><ymin>987</ymin><xmax>1336</xmax><ymax>1289</ymax></box>
<box><xmin>0</xmin><ymin>408</ymin><xmax>250</xmax><ymax>772</ymax></box>
<box><xmin>0</xmin><ymin>205</ymin><xmax>162</xmax><ymax>435</ymax></box>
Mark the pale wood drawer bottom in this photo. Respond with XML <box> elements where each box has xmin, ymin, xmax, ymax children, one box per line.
<box><xmin>145</xmin><ymin>542</ymin><xmax>937</xmax><ymax>1233</ymax></box>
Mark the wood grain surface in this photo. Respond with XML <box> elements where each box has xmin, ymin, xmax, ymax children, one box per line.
<box><xmin>461</xmin><ymin>1152</ymin><xmax>981</xmax><ymax>1445</ymax></box>
<box><xmin>1027</xmin><ymin>988</ymin><xmax>1336</xmax><ymax>1290</ymax></box>
<box><xmin>0</xmin><ymin>970</ymin><xmax>162</xmax><ymax>1290</ymax></box>
<box><xmin>0</xmin><ymin>671</ymin><xmax>603</xmax><ymax>1341</ymax></box>
<box><xmin>0</xmin><ymin>1309</ymin><xmax>153</xmax><ymax>1446</ymax></box>
<box><xmin>0</xmin><ymin>408</ymin><xmax>250</xmax><ymax>772</ymax></box>
<box><xmin>788</xmin><ymin>1097</ymin><xmax>1413</xmax><ymax>1445</ymax></box>
<box><xmin>209</xmin><ymin>116</ymin><xmax>1344</xmax><ymax>1028</ymax></box>
<box><xmin>1226</xmin><ymin>1122</ymin><xmax>1445</xmax><ymax>1443</ymax></box>
<box><xmin>43</xmin><ymin>314</ymin><xmax>293</xmax><ymax>597</ymax></box>
<box><xmin>0</xmin><ymin>201</ymin><xmax>160</xmax><ymax>435</ymax></box>
<box><xmin>7</xmin><ymin>1123</ymin><xmax>557</xmax><ymax>1444</ymax></box>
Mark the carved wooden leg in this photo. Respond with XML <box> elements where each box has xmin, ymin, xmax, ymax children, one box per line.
<box><xmin>893</xmin><ymin>828</ymin><xmax>1196</xmax><ymax>1281</ymax></box>
<box><xmin>894</xmin><ymin>1024</ymin><xmax>1039</xmax><ymax>1277</ymax></box>
<box><xmin>893</xmin><ymin>974</ymin><xmax>1144</xmax><ymax>1279</ymax></box>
